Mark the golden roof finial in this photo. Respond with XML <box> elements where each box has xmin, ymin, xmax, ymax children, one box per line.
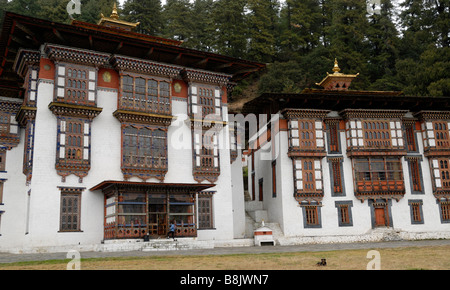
<box><xmin>332</xmin><ymin>58</ymin><xmax>341</xmax><ymax>74</ymax></box>
<box><xmin>110</xmin><ymin>2</ymin><xmax>119</xmax><ymax>20</ymax></box>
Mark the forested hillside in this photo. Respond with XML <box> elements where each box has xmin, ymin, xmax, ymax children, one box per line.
<box><xmin>0</xmin><ymin>0</ymin><xmax>448</xmax><ymax>100</ymax></box>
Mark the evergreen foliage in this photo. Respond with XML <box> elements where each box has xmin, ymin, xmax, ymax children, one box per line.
<box><xmin>0</xmin><ymin>0</ymin><xmax>448</xmax><ymax>97</ymax></box>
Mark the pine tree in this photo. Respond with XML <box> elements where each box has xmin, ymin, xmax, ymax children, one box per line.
<box><xmin>324</xmin><ymin>0</ymin><xmax>370</xmax><ymax>90</ymax></box>
<box><xmin>279</xmin><ymin>0</ymin><xmax>322</xmax><ymax>57</ymax></box>
<box><xmin>188</xmin><ymin>0</ymin><xmax>215</xmax><ymax>51</ymax></box>
<box><xmin>161</xmin><ymin>0</ymin><xmax>194</xmax><ymax>42</ymax></box>
<box><xmin>366</xmin><ymin>0</ymin><xmax>400</xmax><ymax>90</ymax></box>
<box><xmin>211</xmin><ymin>0</ymin><xmax>248</xmax><ymax>58</ymax></box>
<box><xmin>122</xmin><ymin>0</ymin><xmax>164</xmax><ymax>36</ymax></box>
<box><xmin>246</xmin><ymin>0</ymin><xmax>279</xmax><ymax>63</ymax></box>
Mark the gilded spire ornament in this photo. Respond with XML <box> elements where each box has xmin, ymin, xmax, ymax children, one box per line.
<box><xmin>315</xmin><ymin>58</ymin><xmax>359</xmax><ymax>91</ymax></box>
<box><xmin>98</xmin><ymin>2</ymin><xmax>140</xmax><ymax>31</ymax></box>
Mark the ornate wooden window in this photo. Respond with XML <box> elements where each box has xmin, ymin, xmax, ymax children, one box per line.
<box><xmin>122</xmin><ymin>124</ymin><xmax>168</xmax><ymax>180</ymax></box>
<box><xmin>198</xmin><ymin>194</ymin><xmax>214</xmax><ymax>229</ymax></box>
<box><xmin>436</xmin><ymin>158</ymin><xmax>450</xmax><ymax>190</ymax></box>
<box><xmin>335</xmin><ymin>201</ymin><xmax>353</xmax><ymax>227</ymax></box>
<box><xmin>409</xmin><ymin>158</ymin><xmax>423</xmax><ymax>193</ymax></box>
<box><xmin>434</xmin><ymin>122</ymin><xmax>450</xmax><ymax>149</ymax></box>
<box><xmin>0</xmin><ymin>150</ymin><xmax>5</xmax><ymax>172</ymax></box>
<box><xmin>189</xmin><ymin>84</ymin><xmax>222</xmax><ymax>118</ymax></box>
<box><xmin>405</xmin><ymin>124</ymin><xmax>417</xmax><ymax>152</ymax></box>
<box><xmin>289</xmin><ymin>120</ymin><xmax>325</xmax><ymax>150</ymax></box>
<box><xmin>59</xmin><ymin>188</ymin><xmax>82</xmax><ymax>232</ymax></box>
<box><xmin>363</xmin><ymin>121</ymin><xmax>391</xmax><ymax>148</ymax></box>
<box><xmin>327</xmin><ymin>122</ymin><xmax>340</xmax><ymax>153</ymax></box>
<box><xmin>421</xmin><ymin>119</ymin><xmax>450</xmax><ymax>151</ymax></box>
<box><xmin>302</xmin><ymin>205</ymin><xmax>321</xmax><ymax>228</ymax></box>
<box><xmin>23</xmin><ymin>120</ymin><xmax>35</xmax><ymax>182</ymax></box>
<box><xmin>192</xmin><ymin>130</ymin><xmax>220</xmax><ymax>183</ymax></box>
<box><xmin>55</xmin><ymin>63</ymin><xmax>97</xmax><ymax>106</ymax></box>
<box><xmin>56</xmin><ymin>117</ymin><xmax>91</xmax><ymax>181</ymax></box>
<box><xmin>329</xmin><ymin>158</ymin><xmax>344</xmax><ymax>196</ymax></box>
<box><xmin>120</xmin><ymin>75</ymin><xmax>171</xmax><ymax>115</ymax></box>
<box><xmin>408</xmin><ymin>200</ymin><xmax>424</xmax><ymax>224</ymax></box>
<box><xmin>293</xmin><ymin>158</ymin><xmax>323</xmax><ymax>204</ymax></box>
<box><xmin>439</xmin><ymin>201</ymin><xmax>450</xmax><ymax>223</ymax></box>
<box><xmin>353</xmin><ymin>157</ymin><xmax>405</xmax><ymax>200</ymax></box>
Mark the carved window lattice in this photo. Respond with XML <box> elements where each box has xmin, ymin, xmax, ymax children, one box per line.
<box><xmin>198</xmin><ymin>194</ymin><xmax>214</xmax><ymax>229</ymax></box>
<box><xmin>122</xmin><ymin>125</ymin><xmax>167</xmax><ymax>170</ymax></box>
<box><xmin>121</xmin><ymin>75</ymin><xmax>171</xmax><ymax>115</ymax></box>
<box><xmin>353</xmin><ymin>157</ymin><xmax>404</xmax><ymax>193</ymax></box>
<box><xmin>363</xmin><ymin>121</ymin><xmax>391</xmax><ymax>148</ymax></box>
<box><xmin>59</xmin><ymin>191</ymin><xmax>82</xmax><ymax>232</ymax></box>
<box><xmin>434</xmin><ymin>122</ymin><xmax>450</xmax><ymax>149</ymax></box>
<box><xmin>55</xmin><ymin>64</ymin><xmax>96</xmax><ymax>105</ymax></box>
<box><xmin>304</xmin><ymin>206</ymin><xmax>319</xmax><ymax>226</ymax></box>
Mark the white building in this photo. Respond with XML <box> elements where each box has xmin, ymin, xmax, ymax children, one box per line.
<box><xmin>0</xmin><ymin>10</ymin><xmax>264</xmax><ymax>253</ymax></box>
<box><xmin>243</xmin><ymin>61</ymin><xmax>450</xmax><ymax>244</ymax></box>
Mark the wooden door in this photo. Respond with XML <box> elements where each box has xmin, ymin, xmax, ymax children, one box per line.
<box><xmin>375</xmin><ymin>207</ymin><xmax>386</xmax><ymax>227</ymax></box>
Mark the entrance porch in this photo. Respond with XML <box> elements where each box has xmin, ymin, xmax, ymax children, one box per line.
<box><xmin>90</xmin><ymin>181</ymin><xmax>215</xmax><ymax>240</ymax></box>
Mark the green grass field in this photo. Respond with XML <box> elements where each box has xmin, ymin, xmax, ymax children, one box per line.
<box><xmin>1</xmin><ymin>245</ymin><xmax>450</xmax><ymax>270</ymax></box>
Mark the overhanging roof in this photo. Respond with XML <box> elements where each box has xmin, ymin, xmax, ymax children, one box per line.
<box><xmin>241</xmin><ymin>89</ymin><xmax>450</xmax><ymax>115</ymax></box>
<box><xmin>0</xmin><ymin>12</ymin><xmax>265</xmax><ymax>99</ymax></box>
<box><xmin>90</xmin><ymin>180</ymin><xmax>216</xmax><ymax>192</ymax></box>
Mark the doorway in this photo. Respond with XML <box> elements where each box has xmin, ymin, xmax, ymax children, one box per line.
<box><xmin>148</xmin><ymin>195</ymin><xmax>167</xmax><ymax>237</ymax></box>
<box><xmin>371</xmin><ymin>200</ymin><xmax>391</xmax><ymax>228</ymax></box>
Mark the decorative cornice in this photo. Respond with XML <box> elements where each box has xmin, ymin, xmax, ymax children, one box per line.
<box><xmin>413</xmin><ymin>110</ymin><xmax>450</xmax><ymax>121</ymax></box>
<box><xmin>340</xmin><ymin>109</ymin><xmax>409</xmax><ymax>120</ymax></box>
<box><xmin>0</xmin><ymin>99</ymin><xmax>22</xmax><ymax>113</ymax></box>
<box><xmin>113</xmin><ymin>109</ymin><xmax>174</xmax><ymax>126</ymax></box>
<box><xmin>122</xmin><ymin>167</ymin><xmax>168</xmax><ymax>182</ymax></box>
<box><xmin>16</xmin><ymin>105</ymin><xmax>37</xmax><ymax>127</ymax></box>
<box><xmin>355</xmin><ymin>191</ymin><xmax>405</xmax><ymax>203</ymax></box>
<box><xmin>282</xmin><ymin>108</ymin><xmax>331</xmax><ymax>120</ymax></box>
<box><xmin>13</xmin><ymin>49</ymin><xmax>40</xmax><ymax>77</ymax></box>
<box><xmin>294</xmin><ymin>192</ymin><xmax>324</xmax><ymax>205</ymax></box>
<box><xmin>45</xmin><ymin>43</ymin><xmax>110</xmax><ymax>67</ymax></box>
<box><xmin>48</xmin><ymin>102</ymin><xmax>102</xmax><ymax>119</ymax></box>
<box><xmin>112</xmin><ymin>55</ymin><xmax>180</xmax><ymax>78</ymax></box>
<box><xmin>182</xmin><ymin>68</ymin><xmax>232</xmax><ymax>86</ymax></box>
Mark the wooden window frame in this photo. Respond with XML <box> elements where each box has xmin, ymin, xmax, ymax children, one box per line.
<box><xmin>58</xmin><ymin>118</ymin><xmax>90</xmax><ymax>163</ymax></box>
<box><xmin>335</xmin><ymin>201</ymin><xmax>353</xmax><ymax>227</ymax></box>
<box><xmin>438</xmin><ymin>158</ymin><xmax>450</xmax><ymax>190</ymax></box>
<box><xmin>0</xmin><ymin>150</ymin><xmax>5</xmax><ymax>172</ymax></box>
<box><xmin>121</xmin><ymin>75</ymin><xmax>171</xmax><ymax>115</ymax></box>
<box><xmin>198</xmin><ymin>194</ymin><xmax>214</xmax><ymax>229</ymax></box>
<box><xmin>409</xmin><ymin>158</ymin><xmax>423</xmax><ymax>193</ymax></box>
<box><xmin>408</xmin><ymin>200</ymin><xmax>424</xmax><ymax>224</ymax></box>
<box><xmin>55</xmin><ymin>63</ymin><xmax>96</xmax><ymax>106</ymax></box>
<box><xmin>122</xmin><ymin>124</ymin><xmax>168</xmax><ymax>170</ymax></box>
<box><xmin>439</xmin><ymin>201</ymin><xmax>450</xmax><ymax>223</ymax></box>
<box><xmin>59</xmin><ymin>190</ymin><xmax>82</xmax><ymax>232</ymax></box>
<box><xmin>327</xmin><ymin>122</ymin><xmax>340</xmax><ymax>153</ymax></box>
<box><xmin>353</xmin><ymin>157</ymin><xmax>405</xmax><ymax>193</ymax></box>
<box><xmin>434</xmin><ymin>121</ymin><xmax>450</xmax><ymax>149</ymax></box>
<box><xmin>302</xmin><ymin>205</ymin><xmax>321</xmax><ymax>228</ymax></box>
<box><xmin>405</xmin><ymin>124</ymin><xmax>417</xmax><ymax>152</ymax></box>
<box><xmin>363</xmin><ymin>120</ymin><xmax>391</xmax><ymax>148</ymax></box>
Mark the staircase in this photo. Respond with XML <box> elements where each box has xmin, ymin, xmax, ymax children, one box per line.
<box><xmin>245</xmin><ymin>201</ymin><xmax>284</xmax><ymax>244</ymax></box>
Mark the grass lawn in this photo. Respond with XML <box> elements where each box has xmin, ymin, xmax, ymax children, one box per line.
<box><xmin>1</xmin><ymin>245</ymin><xmax>450</xmax><ymax>270</ymax></box>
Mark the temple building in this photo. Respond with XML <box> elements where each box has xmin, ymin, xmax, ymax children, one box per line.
<box><xmin>0</xmin><ymin>8</ymin><xmax>264</xmax><ymax>253</ymax></box>
<box><xmin>243</xmin><ymin>59</ymin><xmax>450</xmax><ymax>244</ymax></box>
